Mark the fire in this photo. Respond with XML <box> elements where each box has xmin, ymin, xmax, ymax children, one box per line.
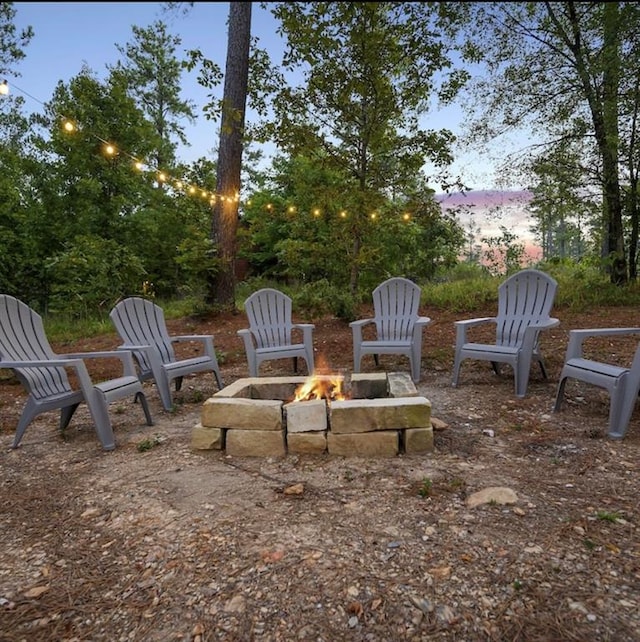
<box><xmin>292</xmin><ymin>355</ymin><xmax>348</xmax><ymax>402</ymax></box>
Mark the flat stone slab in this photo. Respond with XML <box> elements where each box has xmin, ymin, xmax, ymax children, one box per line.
<box><xmin>330</xmin><ymin>397</ymin><xmax>431</xmax><ymax>434</ymax></box>
<box><xmin>191</xmin><ymin>423</ymin><xmax>224</xmax><ymax>450</ymax></box>
<box><xmin>403</xmin><ymin>427</ymin><xmax>434</xmax><ymax>454</ymax></box>
<box><xmin>327</xmin><ymin>431</ymin><xmax>399</xmax><ymax>457</ymax></box>
<box><xmin>225</xmin><ymin>429</ymin><xmax>286</xmax><ymax>457</ymax></box>
<box><xmin>287</xmin><ymin>431</ymin><xmax>327</xmax><ymax>454</ymax></box>
<box><xmin>201</xmin><ymin>398</ymin><xmax>283</xmax><ymax>431</ymax></box>
<box><xmin>285</xmin><ymin>398</ymin><xmax>327</xmax><ymax>433</ymax></box>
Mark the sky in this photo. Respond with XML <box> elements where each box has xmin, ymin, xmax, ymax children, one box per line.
<box><xmin>8</xmin><ymin>2</ymin><xmax>508</xmax><ymax>185</ymax></box>
<box><xmin>8</xmin><ymin>2</ymin><xmax>536</xmax><ymax>242</ymax></box>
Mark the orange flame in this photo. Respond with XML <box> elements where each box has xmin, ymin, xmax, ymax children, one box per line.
<box><xmin>292</xmin><ymin>354</ymin><xmax>348</xmax><ymax>402</ymax></box>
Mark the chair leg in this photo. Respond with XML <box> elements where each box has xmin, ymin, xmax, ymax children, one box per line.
<box><xmin>293</xmin><ymin>357</ymin><xmax>298</xmax><ymax>373</ymax></box>
<box><xmin>12</xmin><ymin>398</ymin><xmax>43</xmax><ymax>448</ymax></box>
<box><xmin>156</xmin><ymin>376</ymin><xmax>174</xmax><ymax>411</ymax></box>
<box><xmin>514</xmin><ymin>370</ymin><xmax>530</xmax><ymax>398</ymax></box>
<box><xmin>86</xmin><ymin>394</ymin><xmax>116</xmax><ymax>451</ymax></box>
<box><xmin>538</xmin><ymin>357</ymin><xmax>549</xmax><ymax>379</ymax></box>
<box><xmin>60</xmin><ymin>402</ymin><xmax>81</xmax><ymax>430</ymax></box>
<box><xmin>174</xmin><ymin>376</ymin><xmax>184</xmax><ymax>391</ymax></box>
<box><xmin>410</xmin><ymin>358</ymin><xmax>420</xmax><ymax>383</ymax></box>
<box><xmin>553</xmin><ymin>376</ymin><xmax>568</xmax><ymax>412</ymax></box>
<box><xmin>452</xmin><ymin>354</ymin><xmax>463</xmax><ymax>387</ymax></box>
<box><xmin>136</xmin><ymin>392</ymin><xmax>154</xmax><ymax>426</ymax></box>
<box><xmin>352</xmin><ymin>345</ymin><xmax>362</xmax><ymax>374</ymax></box>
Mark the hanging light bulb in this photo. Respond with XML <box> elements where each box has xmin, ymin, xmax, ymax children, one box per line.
<box><xmin>0</xmin><ymin>80</ymin><xmax>9</xmax><ymax>96</ymax></box>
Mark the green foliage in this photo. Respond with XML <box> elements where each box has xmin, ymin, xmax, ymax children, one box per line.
<box><xmin>420</xmin><ymin>260</ymin><xmax>640</xmax><ymax>313</ymax></box>
<box><xmin>0</xmin><ymin>3</ymin><xmax>33</xmax><ymax>72</ymax></box>
<box><xmin>420</xmin><ymin>272</ymin><xmax>498</xmax><ymax>312</ymax></box>
<box><xmin>45</xmin><ymin>235</ymin><xmax>145</xmax><ymax>317</ymax></box>
<box><xmin>596</xmin><ymin>510</ymin><xmax>622</xmax><ymax>523</ymax></box>
<box><xmin>418</xmin><ymin>478</ymin><xmax>433</xmax><ymax>498</ymax></box>
<box><xmin>44</xmin><ymin>316</ymin><xmax>113</xmax><ymax>343</ymax></box>
<box><xmin>240</xmin><ymin>156</ymin><xmax>466</xmax><ymax>293</ymax></box>
<box><xmin>481</xmin><ymin>225</ymin><xmax>526</xmax><ymax>276</ymax></box>
<box><xmin>137</xmin><ymin>435</ymin><xmax>164</xmax><ymax>452</ymax></box>
<box><xmin>259</xmin><ymin>2</ymin><xmax>468</xmax><ymax>292</ymax></box>
<box><xmin>542</xmin><ymin>259</ymin><xmax>640</xmax><ymax>310</ymax></box>
<box><xmin>111</xmin><ymin>20</ymin><xmax>198</xmax><ymax>167</ymax></box>
<box><xmin>292</xmin><ymin>280</ymin><xmax>357</xmax><ymax>321</ymax></box>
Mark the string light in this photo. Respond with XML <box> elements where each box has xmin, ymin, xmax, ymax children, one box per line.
<box><xmin>3</xmin><ymin>79</ymin><xmax>424</xmax><ymax>222</ymax></box>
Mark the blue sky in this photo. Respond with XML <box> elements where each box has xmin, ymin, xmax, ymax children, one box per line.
<box><xmin>9</xmin><ymin>2</ymin><xmax>515</xmax><ymax>192</ymax></box>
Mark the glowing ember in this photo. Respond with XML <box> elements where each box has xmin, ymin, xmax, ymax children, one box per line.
<box><xmin>292</xmin><ymin>355</ymin><xmax>349</xmax><ymax>402</ymax></box>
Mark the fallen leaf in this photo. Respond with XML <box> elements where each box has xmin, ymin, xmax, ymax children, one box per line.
<box><xmin>24</xmin><ymin>585</ymin><xmax>49</xmax><ymax>598</ymax></box>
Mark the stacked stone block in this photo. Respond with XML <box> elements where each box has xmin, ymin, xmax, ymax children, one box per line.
<box><xmin>191</xmin><ymin>373</ymin><xmax>433</xmax><ymax>457</ymax></box>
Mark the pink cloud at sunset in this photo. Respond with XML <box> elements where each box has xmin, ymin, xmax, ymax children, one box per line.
<box><xmin>436</xmin><ymin>190</ymin><xmax>542</xmax><ymax>267</ymax></box>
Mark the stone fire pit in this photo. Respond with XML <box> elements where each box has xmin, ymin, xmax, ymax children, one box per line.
<box><xmin>191</xmin><ymin>372</ymin><xmax>433</xmax><ymax>457</ymax></box>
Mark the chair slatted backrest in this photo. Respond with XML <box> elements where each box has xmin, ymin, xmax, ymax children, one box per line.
<box><xmin>110</xmin><ymin>297</ymin><xmax>176</xmax><ymax>369</ymax></box>
<box><xmin>0</xmin><ymin>295</ymin><xmax>72</xmax><ymax>399</ymax></box>
<box><xmin>245</xmin><ymin>289</ymin><xmax>294</xmax><ymax>348</ymax></box>
<box><xmin>496</xmin><ymin>270</ymin><xmax>558</xmax><ymax>347</ymax></box>
<box><xmin>373</xmin><ymin>278</ymin><xmax>422</xmax><ymax>341</ymax></box>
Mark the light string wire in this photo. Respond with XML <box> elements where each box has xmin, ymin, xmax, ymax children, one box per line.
<box><xmin>2</xmin><ymin>78</ymin><xmax>237</xmax><ymax>207</ymax></box>
<box><xmin>1</xmin><ymin>79</ymin><xmax>417</xmax><ymax>221</ymax></box>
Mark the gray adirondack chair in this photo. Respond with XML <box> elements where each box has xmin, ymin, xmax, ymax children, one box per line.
<box><xmin>350</xmin><ymin>277</ymin><xmax>431</xmax><ymax>383</ymax></box>
<box><xmin>452</xmin><ymin>269</ymin><xmax>559</xmax><ymax>397</ymax></box>
<box><xmin>238</xmin><ymin>288</ymin><xmax>315</xmax><ymax>377</ymax></box>
<box><xmin>0</xmin><ymin>294</ymin><xmax>153</xmax><ymax>450</ymax></box>
<box><xmin>110</xmin><ymin>297</ymin><xmax>223</xmax><ymax>411</ymax></box>
<box><xmin>554</xmin><ymin>328</ymin><xmax>640</xmax><ymax>439</ymax></box>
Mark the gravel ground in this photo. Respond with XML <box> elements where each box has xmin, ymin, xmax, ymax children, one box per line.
<box><xmin>1</xmin><ymin>305</ymin><xmax>639</xmax><ymax>641</ymax></box>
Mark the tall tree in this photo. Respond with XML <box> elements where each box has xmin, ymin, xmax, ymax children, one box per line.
<box><xmin>257</xmin><ymin>2</ymin><xmax>467</xmax><ymax>295</ymax></box>
<box><xmin>461</xmin><ymin>2</ymin><xmax>640</xmax><ymax>284</ymax></box>
<box><xmin>207</xmin><ymin>1</ymin><xmax>251</xmax><ymax>309</ymax></box>
<box><xmin>527</xmin><ymin>145</ymin><xmax>595</xmax><ymax>260</ymax></box>
<box><xmin>28</xmin><ymin>69</ymin><xmax>157</xmax><ymax>311</ymax></box>
<box><xmin>111</xmin><ymin>20</ymin><xmax>196</xmax><ymax>170</ymax></box>
<box><xmin>0</xmin><ymin>2</ymin><xmax>35</xmax><ymax>298</ymax></box>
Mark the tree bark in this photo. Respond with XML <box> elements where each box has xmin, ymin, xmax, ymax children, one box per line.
<box><xmin>207</xmin><ymin>1</ymin><xmax>251</xmax><ymax>308</ymax></box>
<box><xmin>563</xmin><ymin>1</ymin><xmax>626</xmax><ymax>283</ymax></box>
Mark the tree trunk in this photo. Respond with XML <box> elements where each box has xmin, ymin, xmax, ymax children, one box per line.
<box><xmin>564</xmin><ymin>1</ymin><xmax>626</xmax><ymax>284</ymax></box>
<box><xmin>601</xmin><ymin>2</ymin><xmax>626</xmax><ymax>284</ymax></box>
<box><xmin>207</xmin><ymin>1</ymin><xmax>251</xmax><ymax>308</ymax></box>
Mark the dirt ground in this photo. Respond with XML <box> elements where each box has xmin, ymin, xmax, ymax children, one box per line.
<box><xmin>1</xmin><ymin>302</ymin><xmax>639</xmax><ymax>642</ymax></box>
